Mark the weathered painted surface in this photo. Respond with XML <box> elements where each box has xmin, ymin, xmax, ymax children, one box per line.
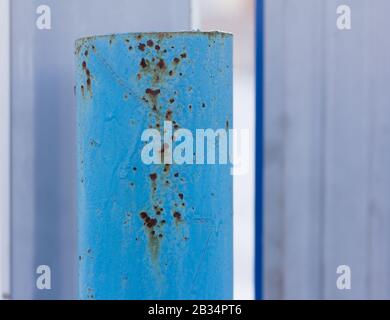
<box><xmin>76</xmin><ymin>32</ymin><xmax>233</xmax><ymax>300</ymax></box>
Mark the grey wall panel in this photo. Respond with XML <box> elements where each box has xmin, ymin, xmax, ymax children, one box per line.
<box><xmin>263</xmin><ymin>0</ymin><xmax>286</xmax><ymax>299</ymax></box>
<box><xmin>265</xmin><ymin>0</ymin><xmax>390</xmax><ymax>299</ymax></box>
<box><xmin>322</xmin><ymin>0</ymin><xmax>390</xmax><ymax>299</ymax></box>
<box><xmin>264</xmin><ymin>0</ymin><xmax>325</xmax><ymax>300</ymax></box>
<box><xmin>11</xmin><ymin>0</ymin><xmax>191</xmax><ymax>300</ymax></box>
<box><xmin>322</xmin><ymin>0</ymin><xmax>370</xmax><ymax>299</ymax></box>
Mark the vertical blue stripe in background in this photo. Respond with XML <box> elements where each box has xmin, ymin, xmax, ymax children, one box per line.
<box><xmin>255</xmin><ymin>0</ymin><xmax>264</xmax><ymax>300</ymax></box>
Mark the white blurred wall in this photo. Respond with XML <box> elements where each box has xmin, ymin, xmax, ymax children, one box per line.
<box><xmin>193</xmin><ymin>0</ymin><xmax>256</xmax><ymax>300</ymax></box>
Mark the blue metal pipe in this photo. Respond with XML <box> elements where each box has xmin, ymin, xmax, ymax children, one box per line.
<box><xmin>76</xmin><ymin>32</ymin><xmax>233</xmax><ymax>300</ymax></box>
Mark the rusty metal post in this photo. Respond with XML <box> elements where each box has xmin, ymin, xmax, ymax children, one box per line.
<box><xmin>76</xmin><ymin>32</ymin><xmax>233</xmax><ymax>300</ymax></box>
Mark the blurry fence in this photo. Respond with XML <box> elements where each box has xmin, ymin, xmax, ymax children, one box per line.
<box><xmin>264</xmin><ymin>0</ymin><xmax>390</xmax><ymax>299</ymax></box>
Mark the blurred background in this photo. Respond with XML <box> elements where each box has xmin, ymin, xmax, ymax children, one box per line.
<box><xmin>264</xmin><ymin>0</ymin><xmax>390</xmax><ymax>300</ymax></box>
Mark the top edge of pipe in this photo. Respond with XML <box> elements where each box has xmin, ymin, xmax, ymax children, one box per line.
<box><xmin>75</xmin><ymin>31</ymin><xmax>232</xmax><ymax>47</ymax></box>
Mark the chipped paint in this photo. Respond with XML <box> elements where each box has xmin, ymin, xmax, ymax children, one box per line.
<box><xmin>76</xmin><ymin>32</ymin><xmax>233</xmax><ymax>300</ymax></box>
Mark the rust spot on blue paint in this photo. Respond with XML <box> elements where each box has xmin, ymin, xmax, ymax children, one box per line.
<box><xmin>140</xmin><ymin>58</ymin><xmax>149</xmax><ymax>69</ymax></box>
<box><xmin>138</xmin><ymin>43</ymin><xmax>146</xmax><ymax>51</ymax></box>
<box><xmin>157</xmin><ymin>59</ymin><xmax>166</xmax><ymax>70</ymax></box>
<box><xmin>145</xmin><ymin>88</ymin><xmax>161</xmax><ymax>97</ymax></box>
<box><xmin>165</xmin><ymin>110</ymin><xmax>173</xmax><ymax>121</ymax></box>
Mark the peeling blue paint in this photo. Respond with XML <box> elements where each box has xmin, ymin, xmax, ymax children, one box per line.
<box><xmin>76</xmin><ymin>32</ymin><xmax>233</xmax><ymax>300</ymax></box>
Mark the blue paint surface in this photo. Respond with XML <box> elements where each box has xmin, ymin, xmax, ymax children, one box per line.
<box><xmin>255</xmin><ymin>0</ymin><xmax>264</xmax><ymax>300</ymax></box>
<box><xmin>76</xmin><ymin>32</ymin><xmax>233</xmax><ymax>300</ymax></box>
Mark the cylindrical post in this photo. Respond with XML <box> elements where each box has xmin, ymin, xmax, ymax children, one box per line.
<box><xmin>76</xmin><ymin>32</ymin><xmax>233</xmax><ymax>300</ymax></box>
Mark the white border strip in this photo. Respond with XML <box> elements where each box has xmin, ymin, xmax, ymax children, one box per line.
<box><xmin>0</xmin><ymin>0</ymin><xmax>11</xmax><ymax>300</ymax></box>
<box><xmin>190</xmin><ymin>0</ymin><xmax>201</xmax><ymax>30</ymax></box>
